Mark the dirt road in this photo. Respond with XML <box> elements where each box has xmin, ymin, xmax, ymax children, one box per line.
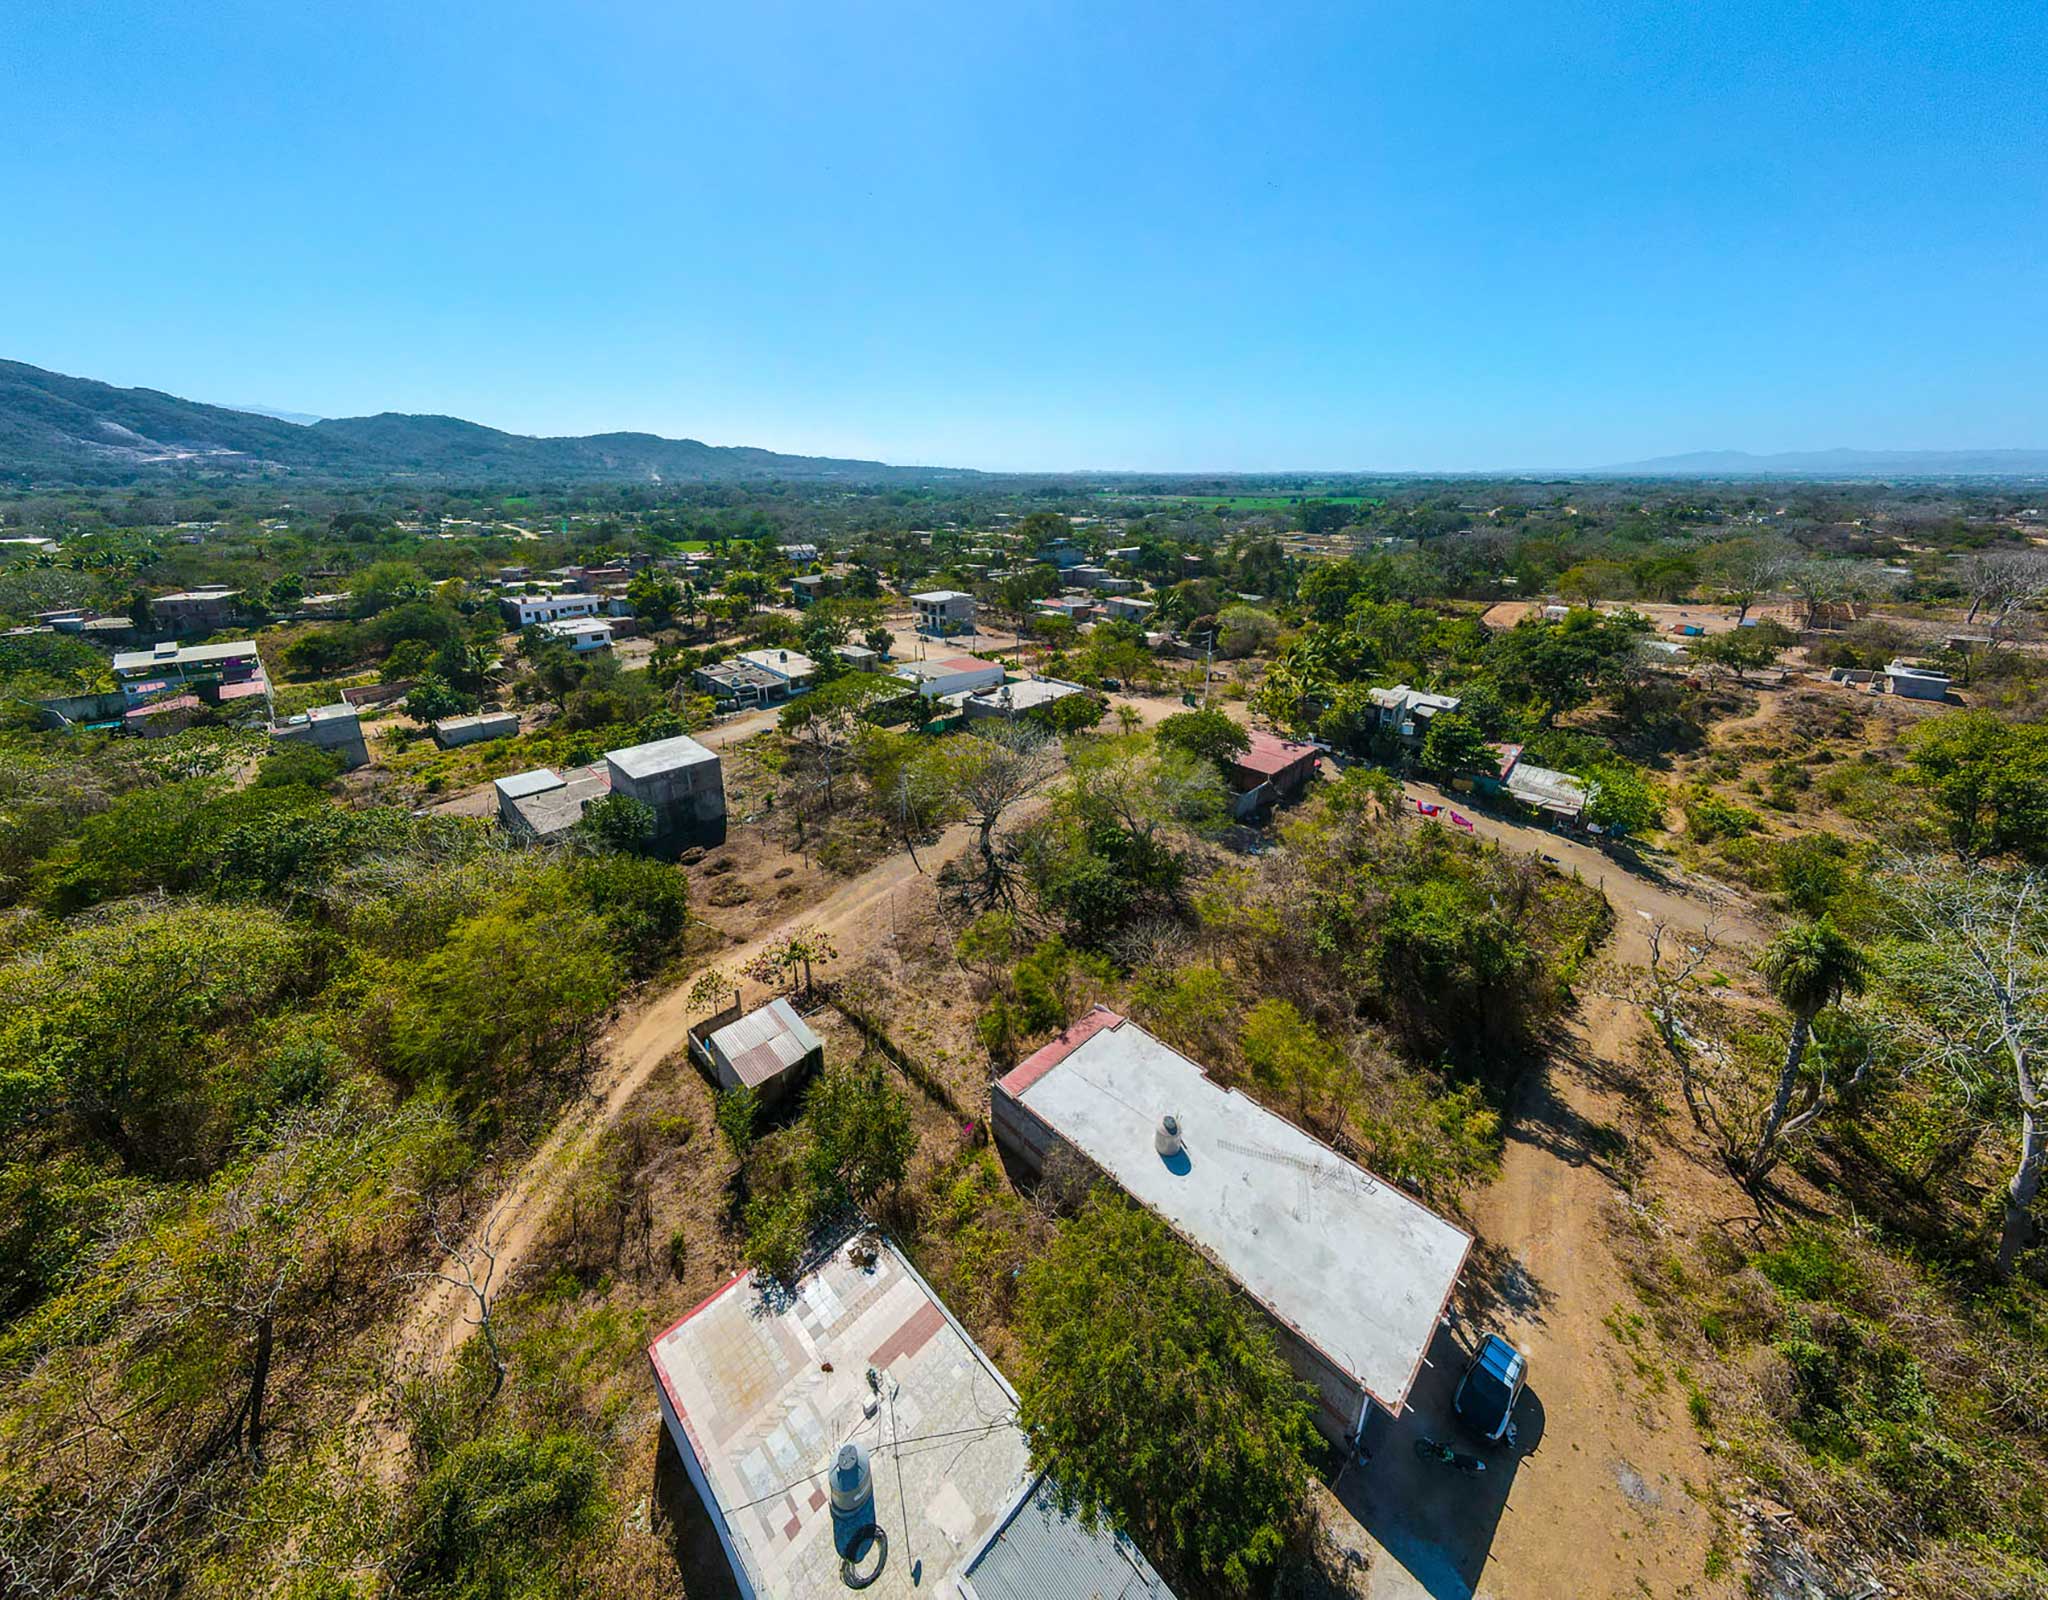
<box><xmin>1397</xmin><ymin>777</ymin><xmax>1758</xmax><ymax>961</ymax></box>
<box><xmin>364</xmin><ymin>806</ymin><xmax>993</xmax><ymax>1474</ymax></box>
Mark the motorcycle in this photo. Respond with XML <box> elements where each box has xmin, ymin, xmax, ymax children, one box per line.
<box><xmin>1413</xmin><ymin>1435</ymin><xmax>1488</xmax><ymax>1475</ymax></box>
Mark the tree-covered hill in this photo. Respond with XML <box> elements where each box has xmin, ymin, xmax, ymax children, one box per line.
<box><xmin>0</xmin><ymin>358</ymin><xmax>971</xmax><ymax>486</ymax></box>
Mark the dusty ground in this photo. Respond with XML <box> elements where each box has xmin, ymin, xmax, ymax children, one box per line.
<box><xmin>362</xmin><ymin>695</ymin><xmax>1769</xmax><ymax>1598</ymax></box>
<box><xmin>1480</xmin><ymin>599</ymin><xmax>1806</xmax><ymax>637</ymax></box>
<box><xmin>1339</xmin><ymin>994</ymin><xmax>1737</xmax><ymax>1600</ymax></box>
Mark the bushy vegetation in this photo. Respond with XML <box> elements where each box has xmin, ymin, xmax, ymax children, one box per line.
<box><xmin>0</xmin><ymin>721</ymin><xmax>692</xmax><ymax>1597</ymax></box>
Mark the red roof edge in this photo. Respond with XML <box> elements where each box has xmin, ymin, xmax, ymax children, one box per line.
<box><xmin>997</xmin><ymin>1006</ymin><xmax>1125</xmax><ymax>1097</ymax></box>
<box><xmin>647</xmin><ymin>1267</ymin><xmax>748</xmax><ymax>1362</ymax></box>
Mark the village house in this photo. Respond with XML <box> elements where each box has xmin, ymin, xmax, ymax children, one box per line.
<box><xmin>647</xmin><ymin>1231</ymin><xmax>1176</xmax><ymax>1599</ymax></box>
<box><xmin>991</xmin><ymin>1009</ymin><xmax>1470</xmax><ymax>1450</ymax></box>
<box><xmin>690</xmin><ymin>996</ymin><xmax>823</xmax><ymax>1103</ymax></box>
<box><xmin>911</xmin><ymin>589</ymin><xmax>976</xmax><ymax>638</ymax></box>
<box><xmin>538</xmin><ymin>617</ymin><xmax>615</xmax><ymax>653</ymax></box>
<box><xmin>605</xmin><ymin>732</ymin><xmax>726</xmax><ymax>840</ymax></box>
<box><xmin>960</xmin><ymin>675</ymin><xmax>1092</xmax><ymax>723</ymax></box>
<box><xmin>149</xmin><ymin>586</ymin><xmax>243</xmax><ymax>634</ymax></box>
<box><xmin>893</xmin><ymin>655</ymin><xmax>1004</xmax><ymax>699</ymax></box>
<box><xmin>500</xmin><ymin>591</ymin><xmax>605</xmax><ymax>628</ymax></box>
<box><xmin>269</xmin><ymin>702</ymin><xmax>369</xmax><ymax>771</ymax></box>
<box><xmin>432</xmin><ymin>710</ymin><xmax>521</xmax><ymax>748</ymax></box>
<box><xmin>1367</xmin><ymin>684</ymin><xmax>1462</xmax><ymax>746</ymax></box>
<box><xmin>1227</xmin><ymin>728</ymin><xmax>1321</xmax><ymax>817</ymax></box>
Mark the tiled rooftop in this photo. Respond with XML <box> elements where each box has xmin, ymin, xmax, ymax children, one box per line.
<box><xmin>650</xmin><ymin>1235</ymin><xmax>1034</xmax><ymax>1598</ymax></box>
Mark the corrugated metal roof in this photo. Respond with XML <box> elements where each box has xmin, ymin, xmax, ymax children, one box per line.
<box><xmin>963</xmin><ymin>1476</ymin><xmax>1176</xmax><ymax>1600</ymax></box>
<box><xmin>707</xmin><ymin>998</ymin><xmax>823</xmax><ymax>1089</ymax></box>
<box><xmin>1231</xmin><ymin>728</ymin><xmax>1318</xmax><ymax>780</ymax></box>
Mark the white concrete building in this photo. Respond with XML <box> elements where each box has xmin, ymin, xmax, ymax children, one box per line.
<box><xmin>911</xmin><ymin>590</ymin><xmax>976</xmax><ymax>637</ymax></box>
<box><xmin>647</xmin><ymin>1232</ymin><xmax>1175</xmax><ymax>1600</ymax></box>
<box><xmin>501</xmin><ymin>591</ymin><xmax>605</xmax><ymax>628</ymax></box>
<box><xmin>1367</xmin><ymin>684</ymin><xmax>1462</xmax><ymax>744</ymax></box>
<box><xmin>539</xmin><ymin>617</ymin><xmax>614</xmax><ymax>652</ymax></box>
<box><xmin>1883</xmin><ymin>659</ymin><xmax>1952</xmax><ymax>701</ymax></box>
<box><xmin>893</xmin><ymin>655</ymin><xmax>1004</xmax><ymax>699</ymax></box>
<box><xmin>992</xmin><ymin>1009</ymin><xmax>1470</xmax><ymax>1446</ymax></box>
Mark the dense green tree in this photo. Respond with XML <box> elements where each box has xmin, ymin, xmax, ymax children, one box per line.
<box><xmin>1908</xmin><ymin>711</ymin><xmax>2048</xmax><ymax>863</ymax></box>
<box><xmin>1418</xmin><ymin>710</ymin><xmax>1491</xmax><ymax>776</ymax></box>
<box><xmin>405</xmin><ymin>673</ymin><xmax>480</xmax><ymax>723</ymax></box>
<box><xmin>1154</xmin><ymin>708</ymin><xmax>1250</xmax><ymax>773</ymax></box>
<box><xmin>624</xmin><ymin>568</ymin><xmax>684</xmax><ymax>626</ymax></box>
<box><xmin>1014</xmin><ymin>1193</ymin><xmax>1318</xmax><ymax>1595</ymax></box>
<box><xmin>1580</xmin><ymin>759</ymin><xmax>1664</xmax><ymax>836</ymax></box>
<box><xmin>1483</xmin><ymin>609</ymin><xmax>1648</xmax><ymax>726</ymax></box>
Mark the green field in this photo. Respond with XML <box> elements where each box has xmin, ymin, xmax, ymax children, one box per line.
<box><xmin>1133</xmin><ymin>493</ymin><xmax>1381</xmax><ymax>511</ymax></box>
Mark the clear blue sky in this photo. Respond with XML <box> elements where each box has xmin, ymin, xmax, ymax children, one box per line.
<box><xmin>6</xmin><ymin>0</ymin><xmax>2044</xmax><ymax>471</ymax></box>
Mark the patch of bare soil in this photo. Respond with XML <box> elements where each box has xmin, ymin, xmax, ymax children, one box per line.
<box><xmin>1456</xmin><ymin>994</ymin><xmax>1740</xmax><ymax>1600</ymax></box>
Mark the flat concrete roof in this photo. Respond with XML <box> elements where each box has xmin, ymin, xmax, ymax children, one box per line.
<box><xmin>112</xmin><ymin>639</ymin><xmax>262</xmax><ymax>673</ymax></box>
<box><xmin>968</xmin><ymin>678</ymin><xmax>1086</xmax><ymax>712</ymax></box>
<box><xmin>998</xmin><ymin>1010</ymin><xmax>1470</xmax><ymax>1415</ymax></box>
<box><xmin>736</xmin><ymin>648</ymin><xmax>817</xmax><ymax>679</ymax></box>
<box><xmin>608</xmin><ymin>731</ymin><xmax>718</xmax><ymax>779</ymax></box>
<box><xmin>912</xmin><ymin>589</ymin><xmax>973</xmax><ymax>603</ymax></box>
<box><xmin>897</xmin><ymin>656</ymin><xmax>998</xmax><ymax>680</ymax></box>
<box><xmin>649</xmin><ymin>1235</ymin><xmax>1034</xmax><ymax>1599</ymax></box>
<box><xmin>493</xmin><ymin>767</ymin><xmax>565</xmax><ymax>801</ymax></box>
<box><xmin>511</xmin><ymin>767</ymin><xmax>607</xmax><ymax>836</ymax></box>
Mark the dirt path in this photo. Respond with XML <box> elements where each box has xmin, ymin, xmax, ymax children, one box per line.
<box><xmin>1397</xmin><ymin>777</ymin><xmax>1758</xmax><ymax>961</ymax></box>
<box><xmin>1472</xmin><ymin>994</ymin><xmax>1735</xmax><ymax>1598</ymax></box>
<box><xmin>362</xmin><ymin>808</ymin><xmax>996</xmax><ymax>1475</ymax></box>
<box><xmin>1339</xmin><ymin>994</ymin><xmax>1738</xmax><ymax>1599</ymax></box>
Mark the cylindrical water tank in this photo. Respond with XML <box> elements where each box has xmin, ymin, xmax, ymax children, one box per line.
<box><xmin>829</xmin><ymin>1442</ymin><xmax>873</xmax><ymax>1516</ymax></box>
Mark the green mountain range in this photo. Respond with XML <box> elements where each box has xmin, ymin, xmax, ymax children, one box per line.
<box><xmin>0</xmin><ymin>358</ymin><xmax>966</xmax><ymax>485</ymax></box>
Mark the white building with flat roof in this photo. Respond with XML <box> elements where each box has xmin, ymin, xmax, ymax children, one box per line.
<box><xmin>539</xmin><ymin>617</ymin><xmax>614</xmax><ymax>652</ymax></box>
<box><xmin>992</xmin><ymin>1009</ymin><xmax>1470</xmax><ymax>1446</ymax></box>
<box><xmin>501</xmin><ymin>591</ymin><xmax>604</xmax><ymax>628</ymax></box>
<box><xmin>894</xmin><ymin>655</ymin><xmax>1004</xmax><ymax>700</ymax></box>
<box><xmin>647</xmin><ymin>1232</ymin><xmax>1174</xmax><ymax>1599</ymax></box>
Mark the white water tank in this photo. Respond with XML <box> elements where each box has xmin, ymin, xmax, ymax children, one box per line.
<box><xmin>1155</xmin><ymin>1114</ymin><xmax>1184</xmax><ymax>1159</ymax></box>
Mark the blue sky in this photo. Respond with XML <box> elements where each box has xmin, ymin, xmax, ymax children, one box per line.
<box><xmin>6</xmin><ymin>0</ymin><xmax>2044</xmax><ymax>471</ymax></box>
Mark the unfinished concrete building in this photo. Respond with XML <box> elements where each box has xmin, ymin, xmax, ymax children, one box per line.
<box><xmin>606</xmin><ymin>733</ymin><xmax>725</xmax><ymax>842</ymax></box>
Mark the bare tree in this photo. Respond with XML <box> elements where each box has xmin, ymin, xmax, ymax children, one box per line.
<box><xmin>1880</xmin><ymin>855</ymin><xmax>2048</xmax><ymax>1277</ymax></box>
<box><xmin>1788</xmin><ymin>559</ymin><xmax>1901</xmax><ymax>631</ymax></box>
<box><xmin>400</xmin><ymin>1200</ymin><xmax>512</xmax><ymax>1413</ymax></box>
<box><xmin>1957</xmin><ymin>549</ymin><xmax>2048</xmax><ymax>642</ymax></box>
<box><xmin>1707</xmin><ymin>536</ymin><xmax>1798</xmax><ymax>622</ymax></box>
<box><xmin>943</xmin><ymin>723</ymin><xmax>1062</xmax><ymax>907</ymax></box>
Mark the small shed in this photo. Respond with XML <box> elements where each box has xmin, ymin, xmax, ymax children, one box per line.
<box><xmin>698</xmin><ymin>998</ymin><xmax>823</xmax><ymax>1100</ymax></box>
<box><xmin>1227</xmin><ymin>729</ymin><xmax>1321</xmax><ymax>817</ymax></box>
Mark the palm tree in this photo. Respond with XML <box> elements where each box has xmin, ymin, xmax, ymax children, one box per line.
<box><xmin>1748</xmin><ymin>917</ymin><xmax>1870</xmax><ymax>1183</ymax></box>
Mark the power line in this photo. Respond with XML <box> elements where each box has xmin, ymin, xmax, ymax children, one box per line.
<box><xmin>719</xmin><ymin>1416</ymin><xmax>1019</xmax><ymax>1514</ymax></box>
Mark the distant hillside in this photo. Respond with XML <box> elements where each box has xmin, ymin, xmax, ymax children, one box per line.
<box><xmin>1596</xmin><ymin>447</ymin><xmax>2048</xmax><ymax>478</ymax></box>
<box><xmin>219</xmin><ymin>402</ymin><xmax>326</xmax><ymax>425</ymax></box>
<box><xmin>0</xmin><ymin>358</ymin><xmax>967</xmax><ymax>485</ymax></box>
